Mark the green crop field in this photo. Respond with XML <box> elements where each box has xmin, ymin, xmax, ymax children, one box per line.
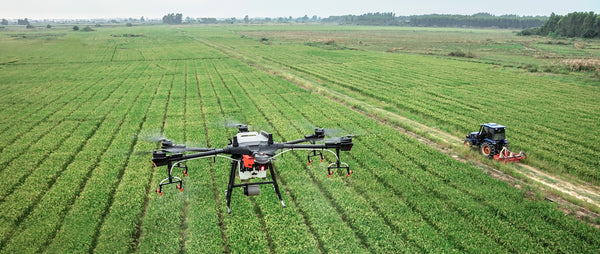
<box><xmin>0</xmin><ymin>25</ymin><xmax>599</xmax><ymax>253</ymax></box>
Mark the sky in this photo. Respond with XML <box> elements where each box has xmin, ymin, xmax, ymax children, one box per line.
<box><xmin>3</xmin><ymin>0</ymin><xmax>599</xmax><ymax>20</ymax></box>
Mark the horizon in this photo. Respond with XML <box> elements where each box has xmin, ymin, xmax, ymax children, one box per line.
<box><xmin>2</xmin><ymin>0</ymin><xmax>599</xmax><ymax>20</ymax></box>
<box><xmin>2</xmin><ymin>12</ymin><xmax>556</xmax><ymax>22</ymax></box>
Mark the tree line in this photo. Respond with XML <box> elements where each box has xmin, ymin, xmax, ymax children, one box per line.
<box><xmin>518</xmin><ymin>12</ymin><xmax>600</xmax><ymax>38</ymax></box>
<box><xmin>409</xmin><ymin>13</ymin><xmax>546</xmax><ymax>29</ymax></box>
<box><xmin>321</xmin><ymin>12</ymin><xmax>546</xmax><ymax>28</ymax></box>
<box><xmin>322</xmin><ymin>12</ymin><xmax>397</xmax><ymax>26</ymax></box>
<box><xmin>162</xmin><ymin>13</ymin><xmax>182</xmax><ymax>24</ymax></box>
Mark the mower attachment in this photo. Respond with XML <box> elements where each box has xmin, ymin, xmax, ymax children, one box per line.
<box><xmin>493</xmin><ymin>147</ymin><xmax>527</xmax><ymax>163</ymax></box>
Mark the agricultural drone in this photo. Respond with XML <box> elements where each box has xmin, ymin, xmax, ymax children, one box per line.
<box><xmin>151</xmin><ymin>124</ymin><xmax>353</xmax><ymax>213</ymax></box>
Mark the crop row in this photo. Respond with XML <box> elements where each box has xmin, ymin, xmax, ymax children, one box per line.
<box><xmin>215</xmin><ymin>57</ymin><xmax>600</xmax><ymax>252</ymax></box>
<box><xmin>0</xmin><ymin>60</ymin><xmax>161</xmax><ymax>252</ymax></box>
<box><xmin>123</xmin><ymin>53</ymin><xmax>600</xmax><ymax>252</ymax></box>
<box><xmin>207</xmin><ymin>33</ymin><xmax>600</xmax><ymax>184</ymax></box>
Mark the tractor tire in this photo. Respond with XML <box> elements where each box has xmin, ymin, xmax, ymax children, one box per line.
<box><xmin>464</xmin><ymin>140</ymin><xmax>471</xmax><ymax>148</ymax></box>
<box><xmin>480</xmin><ymin>142</ymin><xmax>495</xmax><ymax>158</ymax></box>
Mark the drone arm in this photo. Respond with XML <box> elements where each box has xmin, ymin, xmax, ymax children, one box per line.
<box><xmin>282</xmin><ymin>143</ymin><xmax>327</xmax><ymax>149</ymax></box>
<box><xmin>283</xmin><ymin>138</ymin><xmax>310</xmax><ymax>145</ymax></box>
<box><xmin>284</xmin><ymin>128</ymin><xmax>326</xmax><ymax>144</ymax></box>
<box><xmin>186</xmin><ymin>147</ymin><xmax>218</xmax><ymax>152</ymax></box>
<box><xmin>152</xmin><ymin>148</ymin><xmax>230</xmax><ymax>166</ymax></box>
<box><xmin>282</xmin><ymin>137</ymin><xmax>353</xmax><ymax>151</ymax></box>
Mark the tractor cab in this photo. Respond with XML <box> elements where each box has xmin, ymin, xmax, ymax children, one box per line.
<box><xmin>478</xmin><ymin>123</ymin><xmax>506</xmax><ymax>144</ymax></box>
<box><xmin>466</xmin><ymin>123</ymin><xmax>507</xmax><ymax>146</ymax></box>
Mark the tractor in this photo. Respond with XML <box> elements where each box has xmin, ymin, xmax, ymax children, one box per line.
<box><xmin>464</xmin><ymin>123</ymin><xmax>526</xmax><ymax>162</ymax></box>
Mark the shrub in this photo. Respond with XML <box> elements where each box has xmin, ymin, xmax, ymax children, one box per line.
<box><xmin>560</xmin><ymin>59</ymin><xmax>600</xmax><ymax>73</ymax></box>
<box><xmin>72</xmin><ymin>26</ymin><xmax>79</xmax><ymax>31</ymax></box>
<box><xmin>81</xmin><ymin>26</ymin><xmax>94</xmax><ymax>32</ymax></box>
<box><xmin>448</xmin><ymin>50</ymin><xmax>474</xmax><ymax>58</ymax></box>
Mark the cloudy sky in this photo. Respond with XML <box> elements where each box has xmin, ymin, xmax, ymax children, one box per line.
<box><xmin>3</xmin><ymin>0</ymin><xmax>599</xmax><ymax>19</ymax></box>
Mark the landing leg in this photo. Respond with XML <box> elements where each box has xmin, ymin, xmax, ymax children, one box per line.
<box><xmin>269</xmin><ymin>163</ymin><xmax>286</xmax><ymax>208</ymax></box>
<box><xmin>226</xmin><ymin>160</ymin><xmax>237</xmax><ymax>214</ymax></box>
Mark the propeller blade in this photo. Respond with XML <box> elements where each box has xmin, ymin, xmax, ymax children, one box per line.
<box><xmin>136</xmin><ymin>129</ymin><xmax>167</xmax><ymax>143</ymax></box>
<box><xmin>162</xmin><ymin>147</ymin><xmax>214</xmax><ymax>153</ymax></box>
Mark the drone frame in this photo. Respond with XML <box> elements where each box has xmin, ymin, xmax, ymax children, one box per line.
<box><xmin>151</xmin><ymin>126</ymin><xmax>353</xmax><ymax>213</ymax></box>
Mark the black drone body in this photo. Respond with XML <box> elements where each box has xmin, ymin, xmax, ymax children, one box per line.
<box><xmin>151</xmin><ymin>125</ymin><xmax>353</xmax><ymax>213</ymax></box>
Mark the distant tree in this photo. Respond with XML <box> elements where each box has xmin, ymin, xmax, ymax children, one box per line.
<box><xmin>126</xmin><ymin>22</ymin><xmax>133</xmax><ymax>27</ymax></box>
<box><xmin>408</xmin><ymin>13</ymin><xmax>545</xmax><ymax>28</ymax></box>
<box><xmin>140</xmin><ymin>16</ymin><xmax>145</xmax><ymax>22</ymax></box>
<box><xmin>199</xmin><ymin>18</ymin><xmax>217</xmax><ymax>24</ymax></box>
<box><xmin>539</xmin><ymin>13</ymin><xmax>560</xmax><ymax>35</ymax></box>
<box><xmin>46</xmin><ymin>24</ymin><xmax>51</xmax><ymax>29</ymax></box>
<box><xmin>596</xmin><ymin>15</ymin><xmax>600</xmax><ymax>37</ymax></box>
<box><xmin>1</xmin><ymin>19</ymin><xmax>8</xmax><ymax>25</ymax></box>
<box><xmin>81</xmin><ymin>26</ymin><xmax>94</xmax><ymax>32</ymax></box>
<box><xmin>472</xmin><ymin>12</ymin><xmax>493</xmax><ymax>17</ymax></box>
<box><xmin>17</xmin><ymin>18</ymin><xmax>30</xmax><ymax>26</ymax></box>
<box><xmin>324</xmin><ymin>12</ymin><xmax>398</xmax><ymax>26</ymax></box>
<box><xmin>244</xmin><ymin>15</ymin><xmax>249</xmax><ymax>23</ymax></box>
<box><xmin>520</xmin><ymin>11</ymin><xmax>599</xmax><ymax>38</ymax></box>
<box><xmin>26</xmin><ymin>24</ymin><xmax>34</xmax><ymax>29</ymax></box>
<box><xmin>162</xmin><ymin>13</ymin><xmax>183</xmax><ymax>24</ymax></box>
<box><xmin>72</xmin><ymin>25</ymin><xmax>79</xmax><ymax>31</ymax></box>
<box><xmin>302</xmin><ymin>15</ymin><xmax>309</xmax><ymax>23</ymax></box>
<box><xmin>582</xmin><ymin>12</ymin><xmax>597</xmax><ymax>38</ymax></box>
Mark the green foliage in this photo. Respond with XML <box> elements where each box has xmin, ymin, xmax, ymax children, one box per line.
<box><xmin>17</xmin><ymin>18</ymin><xmax>29</xmax><ymax>26</ymax></box>
<box><xmin>81</xmin><ymin>26</ymin><xmax>94</xmax><ymax>32</ymax></box>
<box><xmin>410</xmin><ymin>14</ymin><xmax>546</xmax><ymax>29</ymax></box>
<box><xmin>323</xmin><ymin>12</ymin><xmax>398</xmax><ymax>26</ymax></box>
<box><xmin>448</xmin><ymin>50</ymin><xmax>474</xmax><ymax>58</ymax></box>
<box><xmin>162</xmin><ymin>13</ymin><xmax>182</xmax><ymax>24</ymax></box>
<box><xmin>72</xmin><ymin>25</ymin><xmax>79</xmax><ymax>31</ymax></box>
<box><xmin>522</xmin><ymin>11</ymin><xmax>600</xmax><ymax>38</ymax></box>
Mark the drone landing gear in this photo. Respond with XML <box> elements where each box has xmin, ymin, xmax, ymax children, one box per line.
<box><xmin>156</xmin><ymin>161</ymin><xmax>186</xmax><ymax>195</ymax></box>
<box><xmin>225</xmin><ymin>160</ymin><xmax>285</xmax><ymax>214</ymax></box>
<box><xmin>327</xmin><ymin>148</ymin><xmax>352</xmax><ymax>178</ymax></box>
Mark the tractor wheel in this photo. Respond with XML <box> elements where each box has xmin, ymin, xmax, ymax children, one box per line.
<box><xmin>480</xmin><ymin>142</ymin><xmax>495</xmax><ymax>158</ymax></box>
<box><xmin>464</xmin><ymin>140</ymin><xmax>471</xmax><ymax>148</ymax></box>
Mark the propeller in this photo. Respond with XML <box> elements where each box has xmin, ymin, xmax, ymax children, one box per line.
<box><xmin>136</xmin><ymin>131</ymin><xmax>167</xmax><ymax>143</ymax></box>
<box><xmin>136</xmin><ymin>130</ymin><xmax>212</xmax><ymax>154</ymax></box>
